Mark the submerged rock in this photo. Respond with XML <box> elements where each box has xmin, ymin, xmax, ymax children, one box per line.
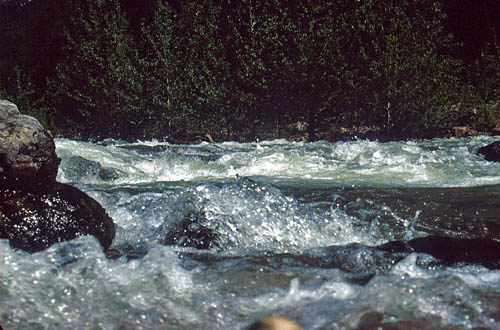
<box><xmin>0</xmin><ymin>99</ymin><xmax>115</xmax><ymax>252</ymax></box>
<box><xmin>62</xmin><ymin>155</ymin><xmax>121</xmax><ymax>182</ymax></box>
<box><xmin>117</xmin><ymin>144</ymin><xmax>170</xmax><ymax>153</ymax></box>
<box><xmin>161</xmin><ymin>211</ymin><xmax>219</xmax><ymax>249</ymax></box>
<box><xmin>294</xmin><ymin>236</ymin><xmax>500</xmax><ymax>285</ymax></box>
<box><xmin>478</xmin><ymin>141</ymin><xmax>500</xmax><ymax>162</ymax></box>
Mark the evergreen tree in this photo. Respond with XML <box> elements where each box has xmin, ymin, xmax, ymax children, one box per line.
<box><xmin>142</xmin><ymin>0</ymin><xmax>243</xmax><ymax>140</ymax></box>
<box><xmin>351</xmin><ymin>0</ymin><xmax>468</xmax><ymax>136</ymax></box>
<box><xmin>49</xmin><ymin>0</ymin><xmax>145</xmax><ymax>139</ymax></box>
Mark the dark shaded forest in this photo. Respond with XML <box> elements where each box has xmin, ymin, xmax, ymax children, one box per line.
<box><xmin>1</xmin><ymin>0</ymin><xmax>499</xmax><ymax>142</ymax></box>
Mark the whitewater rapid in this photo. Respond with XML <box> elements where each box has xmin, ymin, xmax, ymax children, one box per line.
<box><xmin>2</xmin><ymin>136</ymin><xmax>500</xmax><ymax>329</ymax></box>
<box><xmin>55</xmin><ymin>137</ymin><xmax>500</xmax><ymax>187</ymax></box>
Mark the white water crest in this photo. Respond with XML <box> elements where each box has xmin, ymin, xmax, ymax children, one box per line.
<box><xmin>55</xmin><ymin>136</ymin><xmax>500</xmax><ymax>187</ymax></box>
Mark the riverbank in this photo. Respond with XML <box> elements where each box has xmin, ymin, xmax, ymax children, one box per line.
<box><xmin>45</xmin><ymin>99</ymin><xmax>500</xmax><ymax>144</ymax></box>
<box><xmin>53</xmin><ymin>123</ymin><xmax>500</xmax><ymax>145</ymax></box>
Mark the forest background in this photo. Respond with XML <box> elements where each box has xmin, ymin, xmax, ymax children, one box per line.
<box><xmin>0</xmin><ymin>0</ymin><xmax>499</xmax><ymax>142</ymax></box>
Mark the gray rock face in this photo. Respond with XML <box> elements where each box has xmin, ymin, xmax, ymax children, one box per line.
<box><xmin>0</xmin><ymin>100</ymin><xmax>115</xmax><ymax>252</ymax></box>
<box><xmin>0</xmin><ymin>99</ymin><xmax>60</xmax><ymax>183</ymax></box>
<box><xmin>62</xmin><ymin>155</ymin><xmax>122</xmax><ymax>182</ymax></box>
<box><xmin>0</xmin><ymin>99</ymin><xmax>20</xmax><ymax>120</ymax></box>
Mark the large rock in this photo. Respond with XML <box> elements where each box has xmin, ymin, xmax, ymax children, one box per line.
<box><xmin>477</xmin><ymin>141</ymin><xmax>500</xmax><ymax>162</ymax></box>
<box><xmin>0</xmin><ymin>99</ymin><xmax>115</xmax><ymax>252</ymax></box>
<box><xmin>0</xmin><ymin>182</ymin><xmax>115</xmax><ymax>252</ymax></box>
<box><xmin>0</xmin><ymin>99</ymin><xmax>60</xmax><ymax>182</ymax></box>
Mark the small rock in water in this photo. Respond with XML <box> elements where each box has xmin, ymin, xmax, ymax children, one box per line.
<box><xmin>161</xmin><ymin>211</ymin><xmax>220</xmax><ymax>249</ymax></box>
<box><xmin>63</xmin><ymin>155</ymin><xmax>121</xmax><ymax>182</ymax></box>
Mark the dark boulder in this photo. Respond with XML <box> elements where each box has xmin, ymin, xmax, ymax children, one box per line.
<box><xmin>407</xmin><ymin>236</ymin><xmax>500</xmax><ymax>269</ymax></box>
<box><xmin>477</xmin><ymin>141</ymin><xmax>500</xmax><ymax>162</ymax></box>
<box><xmin>0</xmin><ymin>99</ymin><xmax>115</xmax><ymax>252</ymax></box>
<box><xmin>161</xmin><ymin>211</ymin><xmax>220</xmax><ymax>249</ymax></box>
<box><xmin>0</xmin><ymin>182</ymin><xmax>115</xmax><ymax>252</ymax></box>
<box><xmin>379</xmin><ymin>236</ymin><xmax>500</xmax><ymax>269</ymax></box>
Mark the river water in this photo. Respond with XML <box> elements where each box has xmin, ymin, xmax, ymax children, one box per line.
<box><xmin>2</xmin><ymin>136</ymin><xmax>500</xmax><ymax>329</ymax></box>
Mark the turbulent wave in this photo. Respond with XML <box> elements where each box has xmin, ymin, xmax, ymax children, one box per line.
<box><xmin>55</xmin><ymin>137</ymin><xmax>500</xmax><ymax>187</ymax></box>
<box><xmin>89</xmin><ymin>179</ymin><xmax>383</xmax><ymax>254</ymax></box>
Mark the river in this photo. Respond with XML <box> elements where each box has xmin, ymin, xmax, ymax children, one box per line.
<box><xmin>2</xmin><ymin>136</ymin><xmax>500</xmax><ymax>329</ymax></box>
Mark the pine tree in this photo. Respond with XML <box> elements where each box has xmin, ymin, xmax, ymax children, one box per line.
<box><xmin>50</xmin><ymin>0</ymin><xmax>145</xmax><ymax>139</ymax></box>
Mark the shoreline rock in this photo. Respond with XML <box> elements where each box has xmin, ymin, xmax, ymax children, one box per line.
<box><xmin>453</xmin><ymin>126</ymin><xmax>477</xmax><ymax>138</ymax></box>
<box><xmin>0</xmin><ymin>99</ymin><xmax>60</xmax><ymax>182</ymax></box>
<box><xmin>0</xmin><ymin>99</ymin><xmax>115</xmax><ymax>252</ymax></box>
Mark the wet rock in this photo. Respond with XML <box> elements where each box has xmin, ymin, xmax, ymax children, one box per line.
<box><xmin>477</xmin><ymin>141</ymin><xmax>500</xmax><ymax>162</ymax></box>
<box><xmin>1</xmin><ymin>182</ymin><xmax>115</xmax><ymax>253</ymax></box>
<box><xmin>407</xmin><ymin>236</ymin><xmax>500</xmax><ymax>269</ymax></box>
<box><xmin>305</xmin><ymin>243</ymin><xmax>409</xmax><ymax>282</ymax></box>
<box><xmin>0</xmin><ymin>99</ymin><xmax>115</xmax><ymax>252</ymax></box>
<box><xmin>355</xmin><ymin>311</ymin><xmax>384</xmax><ymax>330</ymax></box>
<box><xmin>310</xmin><ymin>236</ymin><xmax>500</xmax><ymax>281</ymax></box>
<box><xmin>380</xmin><ymin>236</ymin><xmax>500</xmax><ymax>269</ymax></box>
<box><xmin>161</xmin><ymin>211</ymin><xmax>219</xmax><ymax>249</ymax></box>
<box><xmin>0</xmin><ymin>99</ymin><xmax>60</xmax><ymax>182</ymax></box>
<box><xmin>62</xmin><ymin>155</ymin><xmax>121</xmax><ymax>182</ymax></box>
<box><xmin>355</xmin><ymin>311</ymin><xmax>440</xmax><ymax>330</ymax></box>
<box><xmin>118</xmin><ymin>144</ymin><xmax>170</xmax><ymax>153</ymax></box>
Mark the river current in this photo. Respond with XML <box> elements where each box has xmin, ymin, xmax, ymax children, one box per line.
<box><xmin>2</xmin><ymin>136</ymin><xmax>500</xmax><ymax>329</ymax></box>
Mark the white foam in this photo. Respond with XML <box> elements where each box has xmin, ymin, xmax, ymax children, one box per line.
<box><xmin>55</xmin><ymin>137</ymin><xmax>500</xmax><ymax>187</ymax></box>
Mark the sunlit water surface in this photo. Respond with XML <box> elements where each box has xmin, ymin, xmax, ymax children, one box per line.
<box><xmin>2</xmin><ymin>136</ymin><xmax>500</xmax><ymax>329</ymax></box>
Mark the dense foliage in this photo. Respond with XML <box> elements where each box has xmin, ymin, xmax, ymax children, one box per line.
<box><xmin>1</xmin><ymin>0</ymin><xmax>499</xmax><ymax>141</ymax></box>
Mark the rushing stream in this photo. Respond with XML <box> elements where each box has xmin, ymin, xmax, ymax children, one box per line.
<box><xmin>2</xmin><ymin>136</ymin><xmax>500</xmax><ymax>329</ymax></box>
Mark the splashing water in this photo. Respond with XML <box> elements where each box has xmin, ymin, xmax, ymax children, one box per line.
<box><xmin>2</xmin><ymin>136</ymin><xmax>500</xmax><ymax>329</ymax></box>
